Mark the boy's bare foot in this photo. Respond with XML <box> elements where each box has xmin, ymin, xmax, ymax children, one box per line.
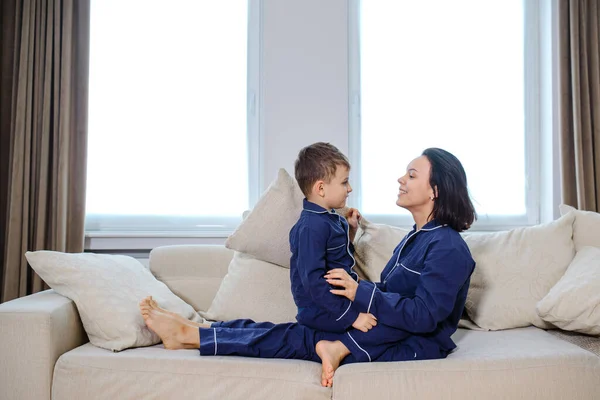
<box><xmin>315</xmin><ymin>340</ymin><xmax>351</xmax><ymax>387</ymax></box>
<box><xmin>139</xmin><ymin>296</ymin><xmax>210</xmax><ymax>329</ymax></box>
<box><xmin>139</xmin><ymin>298</ymin><xmax>200</xmax><ymax>350</ymax></box>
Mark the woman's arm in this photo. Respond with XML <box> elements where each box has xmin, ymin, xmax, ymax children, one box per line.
<box><xmin>329</xmin><ymin>245</ymin><xmax>474</xmax><ymax>333</ymax></box>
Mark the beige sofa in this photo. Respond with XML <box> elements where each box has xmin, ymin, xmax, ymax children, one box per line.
<box><xmin>1</xmin><ymin>244</ymin><xmax>600</xmax><ymax>400</ymax></box>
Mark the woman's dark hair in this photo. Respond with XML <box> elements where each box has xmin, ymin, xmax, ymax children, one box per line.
<box><xmin>422</xmin><ymin>148</ymin><xmax>476</xmax><ymax>232</ymax></box>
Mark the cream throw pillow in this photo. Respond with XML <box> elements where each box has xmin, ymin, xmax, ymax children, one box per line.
<box><xmin>25</xmin><ymin>251</ymin><xmax>202</xmax><ymax>351</ymax></box>
<box><xmin>463</xmin><ymin>213</ymin><xmax>576</xmax><ymax>330</ymax></box>
<box><xmin>201</xmin><ymin>252</ymin><xmax>297</xmax><ymax>323</ymax></box>
<box><xmin>559</xmin><ymin>204</ymin><xmax>600</xmax><ymax>251</ymax></box>
<box><xmin>353</xmin><ymin>217</ymin><xmax>410</xmax><ymax>282</ymax></box>
<box><xmin>536</xmin><ymin>246</ymin><xmax>600</xmax><ymax>335</ymax></box>
<box><xmin>225</xmin><ymin>168</ymin><xmax>304</xmax><ymax>268</ymax></box>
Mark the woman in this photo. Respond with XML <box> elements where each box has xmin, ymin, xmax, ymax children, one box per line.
<box><xmin>140</xmin><ymin>148</ymin><xmax>476</xmax><ymax>388</ymax></box>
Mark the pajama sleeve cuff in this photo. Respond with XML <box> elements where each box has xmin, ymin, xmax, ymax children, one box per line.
<box><xmin>337</xmin><ymin>302</ymin><xmax>360</xmax><ymax>329</ymax></box>
<box><xmin>353</xmin><ymin>280</ymin><xmax>377</xmax><ymax>313</ymax></box>
<box><xmin>199</xmin><ymin>327</ymin><xmax>217</xmax><ymax>356</ymax></box>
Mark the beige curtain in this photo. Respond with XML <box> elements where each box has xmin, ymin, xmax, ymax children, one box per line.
<box><xmin>0</xmin><ymin>0</ymin><xmax>90</xmax><ymax>303</ymax></box>
<box><xmin>559</xmin><ymin>0</ymin><xmax>600</xmax><ymax>212</ymax></box>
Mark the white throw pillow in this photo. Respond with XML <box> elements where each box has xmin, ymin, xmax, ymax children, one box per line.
<box><xmin>463</xmin><ymin>213</ymin><xmax>576</xmax><ymax>330</ymax></box>
<box><xmin>559</xmin><ymin>204</ymin><xmax>600</xmax><ymax>251</ymax></box>
<box><xmin>201</xmin><ymin>252</ymin><xmax>297</xmax><ymax>323</ymax></box>
<box><xmin>353</xmin><ymin>217</ymin><xmax>410</xmax><ymax>282</ymax></box>
<box><xmin>25</xmin><ymin>251</ymin><xmax>202</xmax><ymax>351</ymax></box>
<box><xmin>225</xmin><ymin>168</ymin><xmax>304</xmax><ymax>268</ymax></box>
<box><xmin>536</xmin><ymin>246</ymin><xmax>600</xmax><ymax>335</ymax></box>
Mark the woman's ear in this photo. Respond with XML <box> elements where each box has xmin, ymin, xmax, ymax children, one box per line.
<box><xmin>431</xmin><ymin>185</ymin><xmax>439</xmax><ymax>200</ymax></box>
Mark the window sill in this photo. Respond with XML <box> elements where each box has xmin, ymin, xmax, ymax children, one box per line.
<box><xmin>84</xmin><ymin>231</ymin><xmax>229</xmax><ymax>251</ymax></box>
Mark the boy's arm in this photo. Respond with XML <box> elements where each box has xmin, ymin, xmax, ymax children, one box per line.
<box><xmin>297</xmin><ymin>224</ymin><xmax>359</xmax><ymax>329</ymax></box>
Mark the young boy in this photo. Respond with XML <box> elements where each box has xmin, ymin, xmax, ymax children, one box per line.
<box><xmin>289</xmin><ymin>142</ymin><xmax>377</xmax><ymax>334</ymax></box>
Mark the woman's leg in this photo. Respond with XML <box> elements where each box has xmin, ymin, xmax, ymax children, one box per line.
<box><xmin>338</xmin><ymin>323</ymin><xmax>411</xmax><ymax>363</ymax></box>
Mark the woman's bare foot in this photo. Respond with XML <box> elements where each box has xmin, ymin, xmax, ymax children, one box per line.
<box><xmin>139</xmin><ymin>296</ymin><xmax>210</xmax><ymax>329</ymax></box>
<box><xmin>139</xmin><ymin>298</ymin><xmax>200</xmax><ymax>349</ymax></box>
<box><xmin>315</xmin><ymin>340</ymin><xmax>351</xmax><ymax>387</ymax></box>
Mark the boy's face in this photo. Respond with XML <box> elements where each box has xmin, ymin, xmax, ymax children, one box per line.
<box><xmin>322</xmin><ymin>165</ymin><xmax>352</xmax><ymax>209</ymax></box>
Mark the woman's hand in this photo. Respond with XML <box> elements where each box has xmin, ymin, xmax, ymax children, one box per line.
<box><xmin>325</xmin><ymin>268</ymin><xmax>359</xmax><ymax>301</ymax></box>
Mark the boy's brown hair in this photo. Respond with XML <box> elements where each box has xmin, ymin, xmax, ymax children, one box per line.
<box><xmin>294</xmin><ymin>142</ymin><xmax>351</xmax><ymax>197</ymax></box>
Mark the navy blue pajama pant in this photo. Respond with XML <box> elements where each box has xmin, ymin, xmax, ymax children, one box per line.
<box><xmin>199</xmin><ymin>319</ymin><xmax>436</xmax><ymax>364</ymax></box>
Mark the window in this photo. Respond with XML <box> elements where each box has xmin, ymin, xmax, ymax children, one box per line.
<box><xmin>349</xmin><ymin>0</ymin><xmax>541</xmax><ymax>229</ymax></box>
<box><xmin>86</xmin><ymin>0</ymin><xmax>260</xmax><ymax>236</ymax></box>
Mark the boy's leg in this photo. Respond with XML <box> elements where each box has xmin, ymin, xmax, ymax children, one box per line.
<box><xmin>199</xmin><ymin>322</ymin><xmax>322</xmax><ymax>363</ymax></box>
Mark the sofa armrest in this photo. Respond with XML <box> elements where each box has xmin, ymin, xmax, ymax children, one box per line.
<box><xmin>150</xmin><ymin>245</ymin><xmax>234</xmax><ymax>312</ymax></box>
<box><xmin>0</xmin><ymin>290</ymin><xmax>87</xmax><ymax>400</ymax></box>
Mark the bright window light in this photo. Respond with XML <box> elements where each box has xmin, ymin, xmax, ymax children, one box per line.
<box><xmin>357</xmin><ymin>0</ymin><xmax>528</xmax><ymax>222</ymax></box>
<box><xmin>86</xmin><ymin>0</ymin><xmax>249</xmax><ymax>231</ymax></box>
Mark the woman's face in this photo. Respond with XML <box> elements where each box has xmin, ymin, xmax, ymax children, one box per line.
<box><xmin>396</xmin><ymin>155</ymin><xmax>435</xmax><ymax>211</ymax></box>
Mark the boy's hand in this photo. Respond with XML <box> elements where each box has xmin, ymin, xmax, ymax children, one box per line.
<box><xmin>352</xmin><ymin>312</ymin><xmax>377</xmax><ymax>333</ymax></box>
<box><xmin>345</xmin><ymin>208</ymin><xmax>361</xmax><ymax>231</ymax></box>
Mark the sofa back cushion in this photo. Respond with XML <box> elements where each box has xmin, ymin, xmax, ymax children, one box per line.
<box><xmin>559</xmin><ymin>204</ymin><xmax>600</xmax><ymax>251</ymax></box>
<box><xmin>150</xmin><ymin>245</ymin><xmax>233</xmax><ymax>312</ymax></box>
<box><xmin>463</xmin><ymin>212</ymin><xmax>575</xmax><ymax>330</ymax></box>
<box><xmin>537</xmin><ymin>246</ymin><xmax>600</xmax><ymax>335</ymax></box>
<box><xmin>225</xmin><ymin>168</ymin><xmax>304</xmax><ymax>268</ymax></box>
<box><xmin>200</xmin><ymin>251</ymin><xmax>297</xmax><ymax>323</ymax></box>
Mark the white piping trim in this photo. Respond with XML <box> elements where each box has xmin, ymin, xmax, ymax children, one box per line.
<box><xmin>336</xmin><ymin>302</ymin><xmax>353</xmax><ymax>321</ymax></box>
<box><xmin>339</xmin><ymin>214</ymin><xmax>358</xmax><ymax>279</ymax></box>
<box><xmin>383</xmin><ymin>230</ymin><xmax>418</xmax><ymax>283</ymax></box>
<box><xmin>420</xmin><ymin>224</ymin><xmax>447</xmax><ymax>232</ymax></box>
<box><xmin>382</xmin><ymin>224</ymin><xmax>446</xmax><ymax>283</ymax></box>
<box><xmin>327</xmin><ymin>243</ymin><xmax>346</xmax><ymax>251</ymax></box>
<box><xmin>366</xmin><ymin>283</ymin><xmax>377</xmax><ymax>313</ymax></box>
<box><xmin>303</xmin><ymin>208</ymin><xmax>328</xmax><ymax>214</ymax></box>
<box><xmin>401</xmin><ymin>263</ymin><xmax>421</xmax><ymax>275</ymax></box>
<box><xmin>347</xmin><ymin>332</ymin><xmax>371</xmax><ymax>362</ymax></box>
<box><xmin>213</xmin><ymin>328</ymin><xmax>217</xmax><ymax>356</ymax></box>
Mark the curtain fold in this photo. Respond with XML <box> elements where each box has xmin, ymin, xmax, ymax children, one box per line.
<box><xmin>1</xmin><ymin>0</ymin><xmax>90</xmax><ymax>303</ymax></box>
<box><xmin>559</xmin><ymin>0</ymin><xmax>600</xmax><ymax>212</ymax></box>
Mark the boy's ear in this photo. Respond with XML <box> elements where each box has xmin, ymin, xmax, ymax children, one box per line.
<box><xmin>313</xmin><ymin>180</ymin><xmax>325</xmax><ymax>197</ymax></box>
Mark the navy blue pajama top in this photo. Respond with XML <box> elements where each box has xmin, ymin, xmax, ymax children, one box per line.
<box><xmin>289</xmin><ymin>199</ymin><xmax>360</xmax><ymax>330</ymax></box>
<box><xmin>352</xmin><ymin>219</ymin><xmax>475</xmax><ymax>354</ymax></box>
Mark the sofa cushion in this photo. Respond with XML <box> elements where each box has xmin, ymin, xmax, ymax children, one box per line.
<box><xmin>463</xmin><ymin>213</ymin><xmax>575</xmax><ymax>330</ymax></box>
<box><xmin>353</xmin><ymin>217</ymin><xmax>410</xmax><ymax>282</ymax></box>
<box><xmin>25</xmin><ymin>251</ymin><xmax>202</xmax><ymax>352</ymax></box>
<box><xmin>560</xmin><ymin>204</ymin><xmax>600</xmax><ymax>250</ymax></box>
<box><xmin>150</xmin><ymin>245</ymin><xmax>233</xmax><ymax>312</ymax></box>
<box><xmin>536</xmin><ymin>246</ymin><xmax>600</xmax><ymax>335</ymax></box>
<box><xmin>200</xmin><ymin>252</ymin><xmax>297</xmax><ymax>323</ymax></box>
<box><xmin>333</xmin><ymin>327</ymin><xmax>600</xmax><ymax>400</ymax></box>
<box><xmin>52</xmin><ymin>343</ymin><xmax>331</xmax><ymax>400</ymax></box>
<box><xmin>225</xmin><ymin>168</ymin><xmax>304</xmax><ymax>268</ymax></box>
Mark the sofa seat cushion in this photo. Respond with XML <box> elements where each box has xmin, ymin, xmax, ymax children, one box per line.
<box><xmin>52</xmin><ymin>343</ymin><xmax>331</xmax><ymax>400</ymax></box>
<box><xmin>334</xmin><ymin>327</ymin><xmax>600</xmax><ymax>400</ymax></box>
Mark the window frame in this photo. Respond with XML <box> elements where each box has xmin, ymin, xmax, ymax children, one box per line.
<box><xmin>84</xmin><ymin>0</ymin><xmax>262</xmax><ymax>243</ymax></box>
